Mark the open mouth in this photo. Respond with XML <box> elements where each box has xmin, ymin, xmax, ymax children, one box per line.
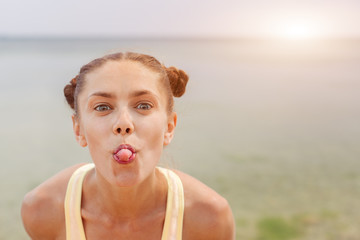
<box><xmin>113</xmin><ymin>144</ymin><xmax>136</xmax><ymax>164</ymax></box>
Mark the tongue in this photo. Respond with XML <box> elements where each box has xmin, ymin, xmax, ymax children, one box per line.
<box><xmin>116</xmin><ymin>149</ymin><xmax>132</xmax><ymax>162</ymax></box>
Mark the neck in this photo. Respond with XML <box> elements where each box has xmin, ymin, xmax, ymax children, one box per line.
<box><xmin>83</xmin><ymin>167</ymin><xmax>168</xmax><ymax>220</ymax></box>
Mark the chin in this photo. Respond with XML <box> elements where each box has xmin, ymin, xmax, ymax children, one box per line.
<box><xmin>110</xmin><ymin>165</ymin><xmax>153</xmax><ymax>188</ymax></box>
<box><xmin>94</xmin><ymin>154</ymin><xmax>159</xmax><ymax>187</ymax></box>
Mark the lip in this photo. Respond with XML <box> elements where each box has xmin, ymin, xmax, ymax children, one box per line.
<box><xmin>113</xmin><ymin>144</ymin><xmax>136</xmax><ymax>164</ymax></box>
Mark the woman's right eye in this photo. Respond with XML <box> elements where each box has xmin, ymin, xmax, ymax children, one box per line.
<box><xmin>94</xmin><ymin>105</ymin><xmax>111</xmax><ymax>112</ymax></box>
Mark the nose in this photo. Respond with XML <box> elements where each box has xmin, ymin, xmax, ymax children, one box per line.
<box><xmin>113</xmin><ymin>109</ymin><xmax>134</xmax><ymax>136</ymax></box>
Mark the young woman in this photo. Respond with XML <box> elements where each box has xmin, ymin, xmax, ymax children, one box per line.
<box><xmin>21</xmin><ymin>52</ymin><xmax>235</xmax><ymax>239</ymax></box>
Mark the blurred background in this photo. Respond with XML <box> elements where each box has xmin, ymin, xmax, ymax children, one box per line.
<box><xmin>1</xmin><ymin>0</ymin><xmax>360</xmax><ymax>239</ymax></box>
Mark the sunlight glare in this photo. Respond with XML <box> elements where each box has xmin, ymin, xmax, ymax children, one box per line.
<box><xmin>281</xmin><ymin>22</ymin><xmax>314</xmax><ymax>40</ymax></box>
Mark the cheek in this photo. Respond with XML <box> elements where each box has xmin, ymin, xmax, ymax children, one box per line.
<box><xmin>137</xmin><ymin>114</ymin><xmax>167</xmax><ymax>147</ymax></box>
<box><xmin>82</xmin><ymin>117</ymin><xmax>109</xmax><ymax>149</ymax></box>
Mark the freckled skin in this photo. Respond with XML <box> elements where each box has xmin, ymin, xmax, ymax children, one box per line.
<box><xmin>21</xmin><ymin>60</ymin><xmax>235</xmax><ymax>240</ymax></box>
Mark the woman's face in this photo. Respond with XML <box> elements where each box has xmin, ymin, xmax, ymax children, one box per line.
<box><xmin>73</xmin><ymin>60</ymin><xmax>176</xmax><ymax>186</ymax></box>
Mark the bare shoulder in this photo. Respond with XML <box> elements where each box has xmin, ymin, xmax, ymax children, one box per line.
<box><xmin>173</xmin><ymin>170</ymin><xmax>235</xmax><ymax>240</ymax></box>
<box><xmin>21</xmin><ymin>163</ymin><xmax>85</xmax><ymax>239</ymax></box>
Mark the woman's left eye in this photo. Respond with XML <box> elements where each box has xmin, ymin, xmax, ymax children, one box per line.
<box><xmin>136</xmin><ymin>103</ymin><xmax>152</xmax><ymax>110</ymax></box>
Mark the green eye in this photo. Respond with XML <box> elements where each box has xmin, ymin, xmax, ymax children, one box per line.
<box><xmin>136</xmin><ymin>103</ymin><xmax>152</xmax><ymax>110</ymax></box>
<box><xmin>95</xmin><ymin>105</ymin><xmax>111</xmax><ymax>111</ymax></box>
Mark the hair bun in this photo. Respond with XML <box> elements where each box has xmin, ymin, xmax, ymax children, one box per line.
<box><xmin>63</xmin><ymin>76</ymin><xmax>78</xmax><ymax>110</ymax></box>
<box><xmin>165</xmin><ymin>66</ymin><xmax>189</xmax><ymax>97</ymax></box>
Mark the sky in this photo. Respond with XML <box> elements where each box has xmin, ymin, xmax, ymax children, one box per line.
<box><xmin>1</xmin><ymin>0</ymin><xmax>360</xmax><ymax>39</ymax></box>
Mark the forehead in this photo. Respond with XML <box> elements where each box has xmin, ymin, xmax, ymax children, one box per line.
<box><xmin>83</xmin><ymin>60</ymin><xmax>163</xmax><ymax>96</ymax></box>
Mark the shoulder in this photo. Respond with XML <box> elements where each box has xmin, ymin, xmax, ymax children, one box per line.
<box><xmin>173</xmin><ymin>170</ymin><xmax>235</xmax><ymax>240</ymax></box>
<box><xmin>21</xmin><ymin>163</ymin><xmax>86</xmax><ymax>239</ymax></box>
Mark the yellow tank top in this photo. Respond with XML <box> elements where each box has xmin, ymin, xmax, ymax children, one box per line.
<box><xmin>64</xmin><ymin>163</ymin><xmax>184</xmax><ymax>240</ymax></box>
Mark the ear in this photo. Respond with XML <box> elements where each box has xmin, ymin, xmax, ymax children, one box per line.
<box><xmin>72</xmin><ymin>115</ymin><xmax>87</xmax><ymax>147</ymax></box>
<box><xmin>164</xmin><ymin>112</ymin><xmax>177</xmax><ymax>146</ymax></box>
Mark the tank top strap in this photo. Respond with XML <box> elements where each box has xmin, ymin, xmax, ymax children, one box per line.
<box><xmin>64</xmin><ymin>163</ymin><xmax>94</xmax><ymax>240</ymax></box>
<box><xmin>158</xmin><ymin>167</ymin><xmax>185</xmax><ymax>240</ymax></box>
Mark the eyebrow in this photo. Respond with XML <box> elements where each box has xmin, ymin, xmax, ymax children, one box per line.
<box><xmin>130</xmin><ymin>90</ymin><xmax>158</xmax><ymax>99</ymax></box>
<box><xmin>88</xmin><ymin>91</ymin><xmax>115</xmax><ymax>99</ymax></box>
<box><xmin>87</xmin><ymin>90</ymin><xmax>159</xmax><ymax>100</ymax></box>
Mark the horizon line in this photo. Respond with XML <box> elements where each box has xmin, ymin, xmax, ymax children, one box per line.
<box><xmin>1</xmin><ymin>34</ymin><xmax>360</xmax><ymax>42</ymax></box>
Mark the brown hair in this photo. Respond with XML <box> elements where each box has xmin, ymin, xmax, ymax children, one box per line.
<box><xmin>64</xmin><ymin>52</ymin><xmax>189</xmax><ymax>115</ymax></box>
